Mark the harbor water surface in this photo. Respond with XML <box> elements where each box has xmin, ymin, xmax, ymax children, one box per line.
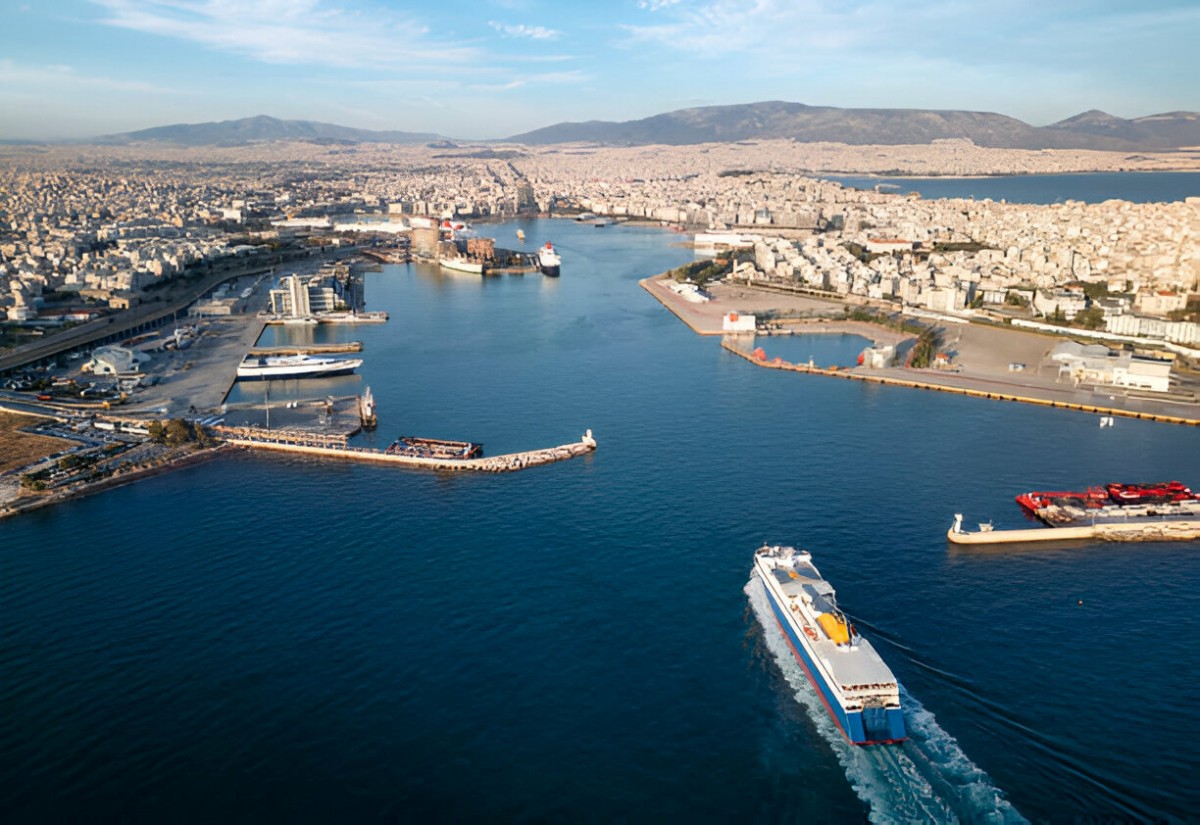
<box><xmin>4</xmin><ymin>208</ymin><xmax>1200</xmax><ymax>822</ymax></box>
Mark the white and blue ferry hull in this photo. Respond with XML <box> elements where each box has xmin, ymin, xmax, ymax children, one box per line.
<box><xmin>760</xmin><ymin>576</ymin><xmax>907</xmax><ymax>746</ymax></box>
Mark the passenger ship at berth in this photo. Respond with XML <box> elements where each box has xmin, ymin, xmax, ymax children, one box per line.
<box><xmin>236</xmin><ymin>353</ymin><xmax>363</xmax><ymax>380</ymax></box>
<box><xmin>752</xmin><ymin>544</ymin><xmax>906</xmax><ymax>745</ymax></box>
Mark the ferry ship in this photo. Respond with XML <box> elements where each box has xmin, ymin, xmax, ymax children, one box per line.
<box><xmin>752</xmin><ymin>544</ymin><xmax>906</xmax><ymax>746</ymax></box>
<box><xmin>235</xmin><ymin>353</ymin><xmax>363</xmax><ymax>380</ymax></box>
<box><xmin>537</xmin><ymin>242</ymin><xmax>561</xmax><ymax>277</ymax></box>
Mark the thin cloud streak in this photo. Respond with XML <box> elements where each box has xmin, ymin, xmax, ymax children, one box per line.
<box><xmin>87</xmin><ymin>0</ymin><xmax>479</xmax><ymax>69</ymax></box>
<box><xmin>0</xmin><ymin>58</ymin><xmax>169</xmax><ymax>94</ymax></box>
<box><xmin>488</xmin><ymin>21</ymin><xmax>561</xmax><ymax>40</ymax></box>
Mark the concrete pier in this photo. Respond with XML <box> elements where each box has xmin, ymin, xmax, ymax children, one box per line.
<box><xmin>721</xmin><ymin>338</ymin><xmax>1200</xmax><ymax>427</ymax></box>
<box><xmin>947</xmin><ymin>513</ymin><xmax>1200</xmax><ymax>544</ymax></box>
<box><xmin>212</xmin><ymin>426</ymin><xmax>597</xmax><ymax>473</ymax></box>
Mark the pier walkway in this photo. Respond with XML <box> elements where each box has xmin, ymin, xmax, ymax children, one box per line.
<box><xmin>948</xmin><ymin>513</ymin><xmax>1200</xmax><ymax>544</ymax></box>
<box><xmin>211</xmin><ymin>426</ymin><xmax>597</xmax><ymax>473</ymax></box>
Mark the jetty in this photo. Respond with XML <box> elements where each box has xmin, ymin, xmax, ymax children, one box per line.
<box><xmin>210</xmin><ymin>425</ymin><xmax>597</xmax><ymax>473</ymax></box>
<box><xmin>361</xmin><ymin>246</ymin><xmax>411</xmax><ymax>265</ymax></box>
<box><xmin>947</xmin><ymin>513</ymin><xmax>1200</xmax><ymax>544</ymax></box>
<box><xmin>249</xmin><ymin>342</ymin><xmax>363</xmax><ymax>356</ymax></box>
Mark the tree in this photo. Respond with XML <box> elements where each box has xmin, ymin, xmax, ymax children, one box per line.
<box><xmin>1073</xmin><ymin>306</ymin><xmax>1105</xmax><ymax>330</ymax></box>
<box><xmin>194</xmin><ymin>425</ymin><xmax>214</xmax><ymax>449</ymax></box>
<box><xmin>908</xmin><ymin>326</ymin><xmax>944</xmax><ymax>368</ymax></box>
<box><xmin>147</xmin><ymin>420</ymin><xmax>166</xmax><ymax>442</ymax></box>
<box><xmin>164</xmin><ymin>418</ymin><xmax>193</xmax><ymax>446</ymax></box>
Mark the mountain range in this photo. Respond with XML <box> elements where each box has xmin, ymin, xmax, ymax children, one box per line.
<box><xmin>91</xmin><ymin>103</ymin><xmax>1200</xmax><ymax>151</ymax></box>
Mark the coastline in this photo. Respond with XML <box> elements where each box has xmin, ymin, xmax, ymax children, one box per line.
<box><xmin>0</xmin><ymin>444</ymin><xmax>231</xmax><ymax>521</ymax></box>
<box><xmin>641</xmin><ymin>273</ymin><xmax>1200</xmax><ymax>426</ymax></box>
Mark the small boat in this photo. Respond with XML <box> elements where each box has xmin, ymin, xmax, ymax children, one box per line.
<box><xmin>358</xmin><ymin>386</ymin><xmax>377</xmax><ymax>430</ymax></box>
<box><xmin>516</xmin><ymin>229</ymin><xmax>525</xmax><ymax>242</ymax></box>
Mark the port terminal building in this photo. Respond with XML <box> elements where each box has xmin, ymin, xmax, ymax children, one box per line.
<box><xmin>1050</xmin><ymin>340</ymin><xmax>1172</xmax><ymax>393</ymax></box>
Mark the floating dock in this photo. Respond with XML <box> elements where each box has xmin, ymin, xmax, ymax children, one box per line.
<box><xmin>210</xmin><ymin>426</ymin><xmax>597</xmax><ymax>473</ymax></box>
<box><xmin>947</xmin><ymin>513</ymin><xmax>1200</xmax><ymax>544</ymax></box>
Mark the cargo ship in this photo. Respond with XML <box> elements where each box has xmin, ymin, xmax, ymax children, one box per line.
<box><xmin>537</xmin><ymin>242</ymin><xmax>561</xmax><ymax>277</ymax></box>
<box><xmin>1016</xmin><ymin>480</ymin><xmax>1196</xmax><ymax>515</ymax></box>
<box><xmin>752</xmin><ymin>544</ymin><xmax>906</xmax><ymax>746</ymax></box>
<box><xmin>1013</xmin><ymin>479</ymin><xmax>1199</xmax><ymax>527</ymax></box>
<box><xmin>236</xmin><ymin>353</ymin><xmax>363</xmax><ymax>380</ymax></box>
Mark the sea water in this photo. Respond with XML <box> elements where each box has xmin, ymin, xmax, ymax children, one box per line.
<box><xmin>821</xmin><ymin>170</ymin><xmax>1200</xmax><ymax>204</ymax></box>
<box><xmin>3</xmin><ymin>210</ymin><xmax>1200</xmax><ymax>822</ymax></box>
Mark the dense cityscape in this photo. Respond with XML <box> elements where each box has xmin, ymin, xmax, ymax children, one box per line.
<box><xmin>2</xmin><ymin>139</ymin><xmax>1198</xmax><ymax>348</ymax></box>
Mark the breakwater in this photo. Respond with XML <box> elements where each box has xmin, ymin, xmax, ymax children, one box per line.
<box><xmin>212</xmin><ymin>426</ymin><xmax>597</xmax><ymax>473</ymax></box>
<box><xmin>721</xmin><ymin>338</ymin><xmax>1200</xmax><ymax>427</ymax></box>
<box><xmin>948</xmin><ymin>513</ymin><xmax>1200</xmax><ymax>544</ymax></box>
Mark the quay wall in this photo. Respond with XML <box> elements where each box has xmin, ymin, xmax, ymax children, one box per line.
<box><xmin>721</xmin><ymin>339</ymin><xmax>1200</xmax><ymax>427</ymax></box>
<box><xmin>949</xmin><ymin>519</ymin><xmax>1200</xmax><ymax>544</ymax></box>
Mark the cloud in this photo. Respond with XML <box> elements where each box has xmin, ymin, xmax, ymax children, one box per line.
<box><xmin>0</xmin><ymin>58</ymin><xmax>168</xmax><ymax>94</ymax></box>
<box><xmin>488</xmin><ymin>21</ymin><xmax>561</xmax><ymax>40</ymax></box>
<box><xmin>86</xmin><ymin>0</ymin><xmax>478</xmax><ymax>69</ymax></box>
<box><xmin>637</xmin><ymin>0</ymin><xmax>681</xmax><ymax>9</ymax></box>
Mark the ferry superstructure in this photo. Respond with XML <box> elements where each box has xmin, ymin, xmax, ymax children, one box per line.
<box><xmin>236</xmin><ymin>353</ymin><xmax>363</xmax><ymax>380</ymax></box>
<box><xmin>752</xmin><ymin>544</ymin><xmax>906</xmax><ymax>745</ymax></box>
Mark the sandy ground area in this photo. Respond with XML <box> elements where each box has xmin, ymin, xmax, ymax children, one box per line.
<box><xmin>642</xmin><ymin>274</ymin><xmax>1200</xmax><ymax>423</ymax></box>
<box><xmin>0</xmin><ymin>412</ymin><xmax>67</xmax><ymax>473</ymax></box>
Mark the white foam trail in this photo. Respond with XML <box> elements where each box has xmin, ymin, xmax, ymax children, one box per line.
<box><xmin>745</xmin><ymin>575</ymin><xmax>1026</xmax><ymax>824</ymax></box>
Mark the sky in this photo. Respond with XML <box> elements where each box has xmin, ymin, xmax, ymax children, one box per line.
<box><xmin>1</xmin><ymin>0</ymin><xmax>1198</xmax><ymax>141</ymax></box>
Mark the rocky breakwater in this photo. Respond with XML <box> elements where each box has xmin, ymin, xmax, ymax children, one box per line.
<box><xmin>214</xmin><ymin>427</ymin><xmax>598</xmax><ymax>473</ymax></box>
<box><xmin>466</xmin><ymin>434</ymin><xmax>597</xmax><ymax>473</ymax></box>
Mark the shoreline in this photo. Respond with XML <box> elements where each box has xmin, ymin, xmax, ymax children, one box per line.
<box><xmin>0</xmin><ymin>444</ymin><xmax>231</xmax><ymax>521</ymax></box>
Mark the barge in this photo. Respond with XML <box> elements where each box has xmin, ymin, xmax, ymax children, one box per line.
<box><xmin>385</xmin><ymin>436</ymin><xmax>484</xmax><ymax>459</ymax></box>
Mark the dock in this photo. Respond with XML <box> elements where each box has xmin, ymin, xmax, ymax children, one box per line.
<box><xmin>361</xmin><ymin>246</ymin><xmax>411</xmax><ymax>265</ymax></box>
<box><xmin>210</xmin><ymin>426</ymin><xmax>597</xmax><ymax>473</ymax></box>
<box><xmin>721</xmin><ymin>338</ymin><xmax>1200</xmax><ymax>427</ymax></box>
<box><xmin>947</xmin><ymin>513</ymin><xmax>1200</xmax><ymax>544</ymax></box>
<box><xmin>249</xmin><ymin>342</ymin><xmax>364</xmax><ymax>356</ymax></box>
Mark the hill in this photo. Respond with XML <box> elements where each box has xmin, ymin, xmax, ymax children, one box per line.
<box><xmin>95</xmin><ymin>115</ymin><xmax>443</xmax><ymax>147</ymax></box>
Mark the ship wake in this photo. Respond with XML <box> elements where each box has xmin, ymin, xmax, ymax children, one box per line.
<box><xmin>745</xmin><ymin>575</ymin><xmax>1026</xmax><ymax>824</ymax></box>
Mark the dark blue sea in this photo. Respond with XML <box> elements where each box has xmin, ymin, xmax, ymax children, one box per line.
<box><xmin>4</xmin><ymin>210</ymin><xmax>1200</xmax><ymax>823</ymax></box>
<box><xmin>823</xmin><ymin>171</ymin><xmax>1200</xmax><ymax>204</ymax></box>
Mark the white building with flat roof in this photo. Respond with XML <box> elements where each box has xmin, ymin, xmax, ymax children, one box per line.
<box><xmin>82</xmin><ymin>345</ymin><xmax>145</xmax><ymax>376</ymax></box>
